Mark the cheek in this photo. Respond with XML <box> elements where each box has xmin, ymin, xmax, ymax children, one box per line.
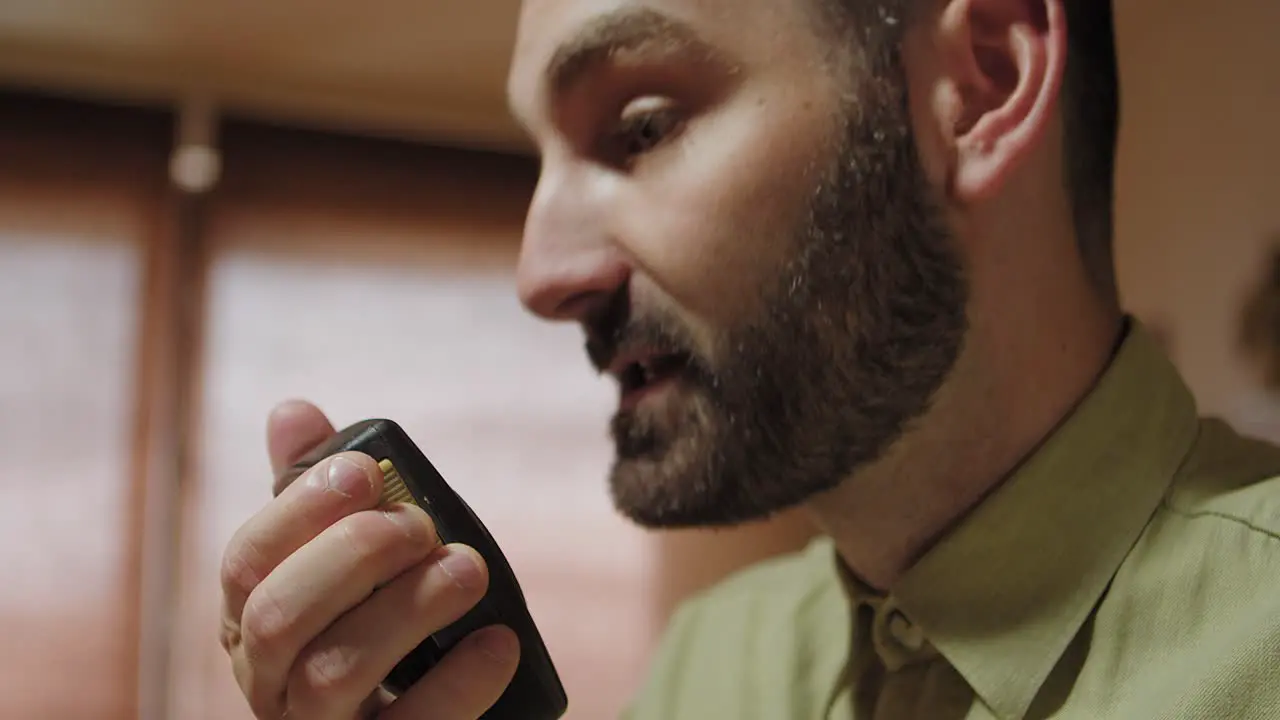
<box><xmin>615</xmin><ymin>84</ymin><xmax>841</xmax><ymax>328</ymax></box>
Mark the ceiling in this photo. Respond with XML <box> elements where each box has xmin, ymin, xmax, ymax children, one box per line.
<box><xmin>2</xmin><ymin>0</ymin><xmax>1275</xmax><ymax>163</ymax></box>
<box><xmin>0</xmin><ymin>0</ymin><xmax>532</xmax><ymax>154</ymax></box>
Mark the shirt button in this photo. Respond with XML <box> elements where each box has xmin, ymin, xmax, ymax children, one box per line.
<box><xmin>886</xmin><ymin>609</ymin><xmax>926</xmax><ymax>653</ymax></box>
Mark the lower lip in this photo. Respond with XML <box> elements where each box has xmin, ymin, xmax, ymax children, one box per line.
<box><xmin>619</xmin><ymin>376</ymin><xmax>678</xmax><ymax>411</ymax></box>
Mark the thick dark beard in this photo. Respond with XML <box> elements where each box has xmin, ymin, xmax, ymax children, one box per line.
<box><xmin>604</xmin><ymin>44</ymin><xmax>971</xmax><ymax>529</ymax></box>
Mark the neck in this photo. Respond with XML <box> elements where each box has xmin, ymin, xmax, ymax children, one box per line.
<box><xmin>807</xmin><ymin>269</ymin><xmax>1124</xmax><ymax>591</ymax></box>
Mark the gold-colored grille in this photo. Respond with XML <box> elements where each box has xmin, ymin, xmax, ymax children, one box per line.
<box><xmin>377</xmin><ymin>458</ymin><xmax>419</xmax><ymax>507</ymax></box>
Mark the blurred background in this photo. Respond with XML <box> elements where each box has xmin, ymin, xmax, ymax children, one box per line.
<box><xmin>0</xmin><ymin>1</ymin><xmax>1276</xmax><ymax>718</ymax></box>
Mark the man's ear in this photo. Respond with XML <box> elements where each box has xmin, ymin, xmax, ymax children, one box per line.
<box><xmin>936</xmin><ymin>0</ymin><xmax>1066</xmax><ymax>203</ymax></box>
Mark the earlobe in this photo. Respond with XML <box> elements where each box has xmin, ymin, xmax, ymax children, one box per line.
<box><xmin>948</xmin><ymin>0</ymin><xmax>1066</xmax><ymax>203</ymax></box>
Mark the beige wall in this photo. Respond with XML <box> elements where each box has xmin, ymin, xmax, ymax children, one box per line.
<box><xmin>1114</xmin><ymin>0</ymin><xmax>1280</xmax><ymax>418</ymax></box>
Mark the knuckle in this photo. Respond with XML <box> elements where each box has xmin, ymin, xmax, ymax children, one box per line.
<box><xmin>240</xmin><ymin>585</ymin><xmax>292</xmax><ymax>663</ymax></box>
<box><xmin>220</xmin><ymin>535</ymin><xmax>267</xmax><ymax>600</ymax></box>
<box><xmin>288</xmin><ymin>645</ymin><xmax>362</xmax><ymax>711</ymax></box>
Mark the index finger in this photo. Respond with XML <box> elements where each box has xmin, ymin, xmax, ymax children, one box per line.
<box><xmin>220</xmin><ymin>451</ymin><xmax>384</xmax><ymax>647</ymax></box>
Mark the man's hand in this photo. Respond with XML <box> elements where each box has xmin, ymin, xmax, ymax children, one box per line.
<box><xmin>219</xmin><ymin>400</ymin><xmax>521</xmax><ymax>719</ymax></box>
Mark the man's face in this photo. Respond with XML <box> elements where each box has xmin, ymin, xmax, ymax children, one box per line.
<box><xmin>508</xmin><ymin>0</ymin><xmax>969</xmax><ymax>528</ymax></box>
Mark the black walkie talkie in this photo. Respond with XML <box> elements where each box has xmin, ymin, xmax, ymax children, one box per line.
<box><xmin>287</xmin><ymin>419</ymin><xmax>569</xmax><ymax>720</ymax></box>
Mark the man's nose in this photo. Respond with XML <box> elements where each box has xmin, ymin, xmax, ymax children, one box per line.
<box><xmin>516</xmin><ymin>172</ymin><xmax>630</xmax><ymax>321</ymax></box>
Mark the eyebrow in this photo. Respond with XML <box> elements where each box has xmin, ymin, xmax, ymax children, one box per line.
<box><xmin>543</xmin><ymin>8</ymin><xmax>723</xmax><ymax>94</ymax></box>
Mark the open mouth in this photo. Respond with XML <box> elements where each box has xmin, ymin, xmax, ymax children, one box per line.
<box><xmin>616</xmin><ymin>352</ymin><xmax>691</xmax><ymax>397</ymax></box>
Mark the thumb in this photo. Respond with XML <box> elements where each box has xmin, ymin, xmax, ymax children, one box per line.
<box><xmin>266</xmin><ymin>399</ymin><xmax>336</xmax><ymax>495</ymax></box>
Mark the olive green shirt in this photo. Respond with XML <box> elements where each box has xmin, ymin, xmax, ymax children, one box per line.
<box><xmin>624</xmin><ymin>323</ymin><xmax>1280</xmax><ymax>719</ymax></box>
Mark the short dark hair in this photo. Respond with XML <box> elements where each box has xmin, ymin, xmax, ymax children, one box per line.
<box><xmin>1060</xmin><ymin>0</ymin><xmax>1121</xmax><ymax>308</ymax></box>
<box><xmin>818</xmin><ymin>0</ymin><xmax>1121</xmax><ymax>307</ymax></box>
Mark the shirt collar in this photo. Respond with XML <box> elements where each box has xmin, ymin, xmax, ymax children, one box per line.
<box><xmin>880</xmin><ymin>319</ymin><xmax>1201</xmax><ymax>719</ymax></box>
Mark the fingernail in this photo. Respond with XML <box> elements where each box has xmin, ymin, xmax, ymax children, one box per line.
<box><xmin>476</xmin><ymin>628</ymin><xmax>518</xmax><ymax>664</ymax></box>
<box><xmin>320</xmin><ymin>456</ymin><xmax>370</xmax><ymax>498</ymax></box>
<box><xmin>436</xmin><ymin>549</ymin><xmax>484</xmax><ymax>591</ymax></box>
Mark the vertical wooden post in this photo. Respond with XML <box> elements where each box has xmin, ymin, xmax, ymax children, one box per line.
<box><xmin>129</xmin><ymin>96</ymin><xmax>219</xmax><ymax>720</ymax></box>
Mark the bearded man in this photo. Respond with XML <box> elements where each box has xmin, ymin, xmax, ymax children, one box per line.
<box><xmin>218</xmin><ymin>0</ymin><xmax>1280</xmax><ymax>718</ymax></box>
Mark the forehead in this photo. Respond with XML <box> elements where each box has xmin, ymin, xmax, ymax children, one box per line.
<box><xmin>506</xmin><ymin>0</ymin><xmax>826</xmax><ymax>125</ymax></box>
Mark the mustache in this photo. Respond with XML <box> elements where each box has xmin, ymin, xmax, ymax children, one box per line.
<box><xmin>584</xmin><ymin>290</ymin><xmax>695</xmax><ymax>374</ymax></box>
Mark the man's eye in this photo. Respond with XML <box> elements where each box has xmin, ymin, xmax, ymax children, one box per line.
<box><xmin>609</xmin><ymin>99</ymin><xmax>683</xmax><ymax>159</ymax></box>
